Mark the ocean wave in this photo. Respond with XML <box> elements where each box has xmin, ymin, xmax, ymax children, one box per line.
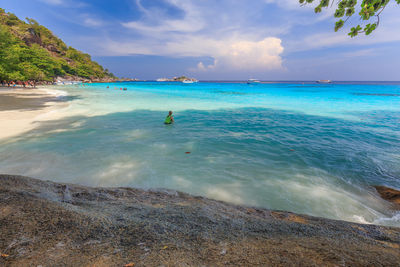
<box><xmin>42</xmin><ymin>87</ymin><xmax>69</xmax><ymax>98</ymax></box>
<box><xmin>373</xmin><ymin>212</ymin><xmax>400</xmax><ymax>227</ymax></box>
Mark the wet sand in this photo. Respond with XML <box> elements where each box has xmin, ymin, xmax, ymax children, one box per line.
<box><xmin>0</xmin><ymin>87</ymin><xmax>68</xmax><ymax>141</ymax></box>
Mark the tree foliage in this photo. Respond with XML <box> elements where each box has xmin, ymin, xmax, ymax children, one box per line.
<box><xmin>0</xmin><ymin>8</ymin><xmax>115</xmax><ymax>81</ymax></box>
<box><xmin>299</xmin><ymin>0</ymin><xmax>400</xmax><ymax>37</ymax></box>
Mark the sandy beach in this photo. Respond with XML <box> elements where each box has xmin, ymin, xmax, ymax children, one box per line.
<box><xmin>0</xmin><ymin>87</ymin><xmax>68</xmax><ymax>141</ymax></box>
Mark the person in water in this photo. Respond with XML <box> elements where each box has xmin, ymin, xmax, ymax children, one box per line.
<box><xmin>164</xmin><ymin>111</ymin><xmax>174</xmax><ymax>124</ymax></box>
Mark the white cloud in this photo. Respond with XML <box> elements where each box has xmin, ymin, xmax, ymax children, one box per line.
<box><xmin>83</xmin><ymin>17</ymin><xmax>103</xmax><ymax>27</ymax></box>
<box><xmin>114</xmin><ymin>0</ymin><xmax>285</xmax><ymax>72</ymax></box>
<box><xmin>40</xmin><ymin>0</ymin><xmax>64</xmax><ymax>5</ymax></box>
<box><xmin>123</xmin><ymin>0</ymin><xmax>205</xmax><ymax>34</ymax></box>
<box><xmin>341</xmin><ymin>48</ymin><xmax>375</xmax><ymax>58</ymax></box>
<box><xmin>98</xmin><ymin>35</ymin><xmax>284</xmax><ymax>72</ymax></box>
<box><xmin>62</xmin><ymin>0</ymin><xmax>400</xmax><ymax>79</ymax></box>
<box><xmin>122</xmin><ymin>19</ymin><xmax>202</xmax><ymax>34</ymax></box>
<box><xmin>287</xmin><ymin>14</ymin><xmax>400</xmax><ymax>53</ymax></box>
<box><xmin>100</xmin><ymin>34</ymin><xmax>282</xmax><ymax>56</ymax></box>
<box><xmin>38</xmin><ymin>0</ymin><xmax>87</xmax><ymax>8</ymax></box>
<box><xmin>191</xmin><ymin>37</ymin><xmax>284</xmax><ymax>72</ymax></box>
<box><xmin>264</xmin><ymin>0</ymin><xmax>303</xmax><ymax>10</ymax></box>
<box><xmin>284</xmin><ymin>1</ymin><xmax>400</xmax><ymax>52</ymax></box>
<box><xmin>195</xmin><ymin>61</ymin><xmax>208</xmax><ymax>71</ymax></box>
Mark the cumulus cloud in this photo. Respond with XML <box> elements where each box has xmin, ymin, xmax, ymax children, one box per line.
<box><xmin>192</xmin><ymin>37</ymin><xmax>284</xmax><ymax>72</ymax></box>
<box><xmin>99</xmin><ymin>36</ymin><xmax>284</xmax><ymax>72</ymax></box>
<box><xmin>115</xmin><ymin>0</ymin><xmax>285</xmax><ymax>72</ymax></box>
<box><xmin>31</xmin><ymin>0</ymin><xmax>400</xmax><ymax>79</ymax></box>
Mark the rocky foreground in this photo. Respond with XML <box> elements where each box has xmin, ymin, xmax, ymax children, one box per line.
<box><xmin>0</xmin><ymin>175</ymin><xmax>399</xmax><ymax>266</ymax></box>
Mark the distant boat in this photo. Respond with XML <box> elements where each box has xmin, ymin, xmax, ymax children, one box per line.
<box><xmin>247</xmin><ymin>79</ymin><xmax>260</xmax><ymax>84</ymax></box>
<box><xmin>182</xmin><ymin>79</ymin><xmax>194</xmax><ymax>84</ymax></box>
<box><xmin>182</xmin><ymin>79</ymin><xmax>198</xmax><ymax>84</ymax></box>
<box><xmin>156</xmin><ymin>78</ymin><xmax>168</xmax><ymax>82</ymax></box>
<box><xmin>316</xmin><ymin>80</ymin><xmax>332</xmax><ymax>84</ymax></box>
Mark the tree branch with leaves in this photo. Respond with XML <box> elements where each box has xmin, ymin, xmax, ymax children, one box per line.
<box><xmin>299</xmin><ymin>0</ymin><xmax>400</xmax><ymax>37</ymax></box>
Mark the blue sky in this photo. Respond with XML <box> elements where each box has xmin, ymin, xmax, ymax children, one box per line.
<box><xmin>2</xmin><ymin>0</ymin><xmax>400</xmax><ymax>80</ymax></box>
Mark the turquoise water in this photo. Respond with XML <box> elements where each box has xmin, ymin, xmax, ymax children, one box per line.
<box><xmin>1</xmin><ymin>81</ymin><xmax>400</xmax><ymax>226</ymax></box>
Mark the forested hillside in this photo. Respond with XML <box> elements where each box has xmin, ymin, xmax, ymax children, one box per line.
<box><xmin>0</xmin><ymin>8</ymin><xmax>115</xmax><ymax>82</ymax></box>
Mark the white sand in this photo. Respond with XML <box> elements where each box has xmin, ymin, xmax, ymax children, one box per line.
<box><xmin>0</xmin><ymin>87</ymin><xmax>68</xmax><ymax>141</ymax></box>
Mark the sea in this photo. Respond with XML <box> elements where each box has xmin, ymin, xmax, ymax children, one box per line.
<box><xmin>1</xmin><ymin>81</ymin><xmax>399</xmax><ymax>226</ymax></box>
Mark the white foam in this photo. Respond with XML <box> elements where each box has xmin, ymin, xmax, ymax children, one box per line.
<box><xmin>95</xmin><ymin>160</ymin><xmax>142</xmax><ymax>187</ymax></box>
<box><xmin>205</xmin><ymin>182</ymin><xmax>257</xmax><ymax>206</ymax></box>
<box><xmin>352</xmin><ymin>215</ymin><xmax>371</xmax><ymax>224</ymax></box>
<box><xmin>261</xmin><ymin>172</ymin><xmax>392</xmax><ymax>224</ymax></box>
<box><xmin>373</xmin><ymin>212</ymin><xmax>400</xmax><ymax>227</ymax></box>
<box><xmin>41</xmin><ymin>88</ymin><xmax>68</xmax><ymax>98</ymax></box>
<box><xmin>172</xmin><ymin>176</ymin><xmax>193</xmax><ymax>188</ymax></box>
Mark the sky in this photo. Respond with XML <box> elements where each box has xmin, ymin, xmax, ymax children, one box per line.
<box><xmin>2</xmin><ymin>0</ymin><xmax>400</xmax><ymax>80</ymax></box>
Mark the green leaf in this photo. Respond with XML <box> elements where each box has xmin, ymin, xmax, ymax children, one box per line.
<box><xmin>335</xmin><ymin>20</ymin><xmax>345</xmax><ymax>31</ymax></box>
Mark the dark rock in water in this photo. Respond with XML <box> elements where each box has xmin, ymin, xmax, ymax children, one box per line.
<box><xmin>1</xmin><ymin>175</ymin><xmax>399</xmax><ymax>266</ymax></box>
<box><xmin>375</xmin><ymin>186</ymin><xmax>400</xmax><ymax>208</ymax></box>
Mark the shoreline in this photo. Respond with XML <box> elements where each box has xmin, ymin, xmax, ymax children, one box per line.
<box><xmin>0</xmin><ymin>86</ymin><xmax>69</xmax><ymax>141</ymax></box>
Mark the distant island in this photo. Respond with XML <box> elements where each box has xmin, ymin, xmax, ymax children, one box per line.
<box><xmin>0</xmin><ymin>9</ymin><xmax>116</xmax><ymax>85</ymax></box>
<box><xmin>157</xmin><ymin>76</ymin><xmax>198</xmax><ymax>82</ymax></box>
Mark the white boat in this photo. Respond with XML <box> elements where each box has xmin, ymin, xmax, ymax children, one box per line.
<box><xmin>316</xmin><ymin>80</ymin><xmax>332</xmax><ymax>83</ymax></box>
<box><xmin>182</xmin><ymin>79</ymin><xmax>194</xmax><ymax>84</ymax></box>
<box><xmin>247</xmin><ymin>79</ymin><xmax>260</xmax><ymax>84</ymax></box>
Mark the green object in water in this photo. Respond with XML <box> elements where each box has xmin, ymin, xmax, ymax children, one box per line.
<box><xmin>164</xmin><ymin>115</ymin><xmax>173</xmax><ymax>124</ymax></box>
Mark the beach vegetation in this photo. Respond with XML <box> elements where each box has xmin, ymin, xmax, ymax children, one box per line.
<box><xmin>299</xmin><ymin>0</ymin><xmax>400</xmax><ymax>37</ymax></box>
